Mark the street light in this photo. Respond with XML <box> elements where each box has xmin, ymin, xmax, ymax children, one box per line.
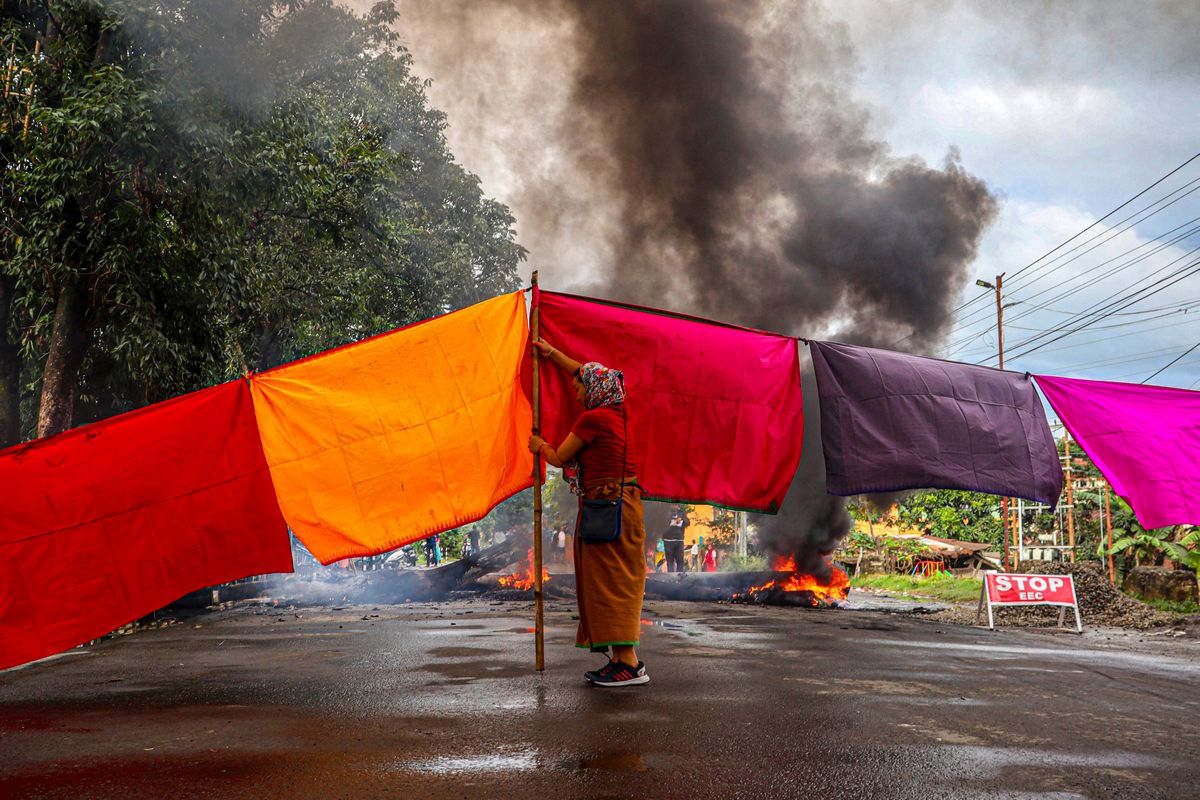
<box><xmin>976</xmin><ymin>274</ymin><xmax>1005</xmax><ymax>369</ymax></box>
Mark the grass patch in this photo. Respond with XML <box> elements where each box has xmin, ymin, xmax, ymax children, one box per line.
<box><xmin>851</xmin><ymin>573</ymin><xmax>983</xmax><ymax>604</ymax></box>
<box><xmin>721</xmin><ymin>554</ymin><xmax>768</xmax><ymax>572</ymax></box>
<box><xmin>1139</xmin><ymin>597</ymin><xmax>1200</xmax><ymax>615</ymax></box>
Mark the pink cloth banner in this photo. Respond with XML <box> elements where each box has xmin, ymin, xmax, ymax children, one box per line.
<box><xmin>1035</xmin><ymin>375</ymin><xmax>1200</xmax><ymax>529</ymax></box>
<box><xmin>537</xmin><ymin>290</ymin><xmax>804</xmax><ymax>512</ymax></box>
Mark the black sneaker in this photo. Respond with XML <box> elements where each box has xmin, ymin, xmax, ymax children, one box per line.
<box><xmin>587</xmin><ymin>660</ymin><xmax>649</xmax><ymax>687</ymax></box>
<box><xmin>583</xmin><ymin>653</ymin><xmax>612</xmax><ymax>683</ymax></box>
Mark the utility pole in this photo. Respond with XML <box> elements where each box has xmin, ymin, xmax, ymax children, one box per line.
<box><xmin>1104</xmin><ymin>483</ymin><xmax>1115</xmax><ymax>584</ymax></box>
<box><xmin>994</xmin><ymin>273</ymin><xmax>1005</xmax><ymax>370</ymax></box>
<box><xmin>994</xmin><ymin>273</ymin><xmax>1010</xmax><ymax>569</ymax></box>
<box><xmin>1064</xmin><ymin>434</ymin><xmax>1076</xmax><ymax>562</ymax></box>
<box><xmin>979</xmin><ymin>274</ymin><xmax>1010</xmax><ymax>569</ymax></box>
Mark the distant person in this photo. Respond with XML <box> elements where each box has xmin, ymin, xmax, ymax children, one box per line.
<box><xmin>468</xmin><ymin>527</ymin><xmax>481</xmax><ymax>557</ymax></box>
<box><xmin>424</xmin><ymin>535</ymin><xmax>441</xmax><ymax>567</ymax></box>
<box><xmin>555</xmin><ymin>526</ymin><xmax>568</xmax><ymax>564</ymax></box>
<box><xmin>528</xmin><ymin>337</ymin><xmax>649</xmax><ymax>687</ymax></box>
<box><xmin>663</xmin><ymin>505</ymin><xmax>689</xmax><ymax>573</ymax></box>
<box><xmin>703</xmin><ymin>542</ymin><xmax>717</xmax><ymax>572</ymax></box>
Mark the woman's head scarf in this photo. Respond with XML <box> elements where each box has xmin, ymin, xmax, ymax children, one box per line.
<box><xmin>578</xmin><ymin>362</ymin><xmax>626</xmax><ymax>409</ymax></box>
<box><xmin>564</xmin><ymin>362</ymin><xmax>626</xmax><ymax>494</ymax></box>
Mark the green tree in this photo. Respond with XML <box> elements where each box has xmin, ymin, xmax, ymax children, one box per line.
<box><xmin>1</xmin><ymin>0</ymin><xmax>524</xmax><ymax>446</ymax></box>
<box><xmin>886</xmin><ymin>490</ymin><xmax>1004</xmax><ymax>544</ymax></box>
<box><xmin>490</xmin><ymin>488</ymin><xmax>533</xmax><ymax>534</ymax></box>
<box><xmin>707</xmin><ymin>507</ymin><xmax>736</xmax><ymax>546</ymax></box>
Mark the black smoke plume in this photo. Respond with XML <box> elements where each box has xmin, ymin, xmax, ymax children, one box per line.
<box><xmin>393</xmin><ymin>0</ymin><xmax>999</xmax><ymax>568</ymax></box>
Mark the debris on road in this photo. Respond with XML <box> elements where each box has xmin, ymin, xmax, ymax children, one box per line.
<box><xmin>933</xmin><ymin>561</ymin><xmax>1195</xmax><ymax>630</ymax></box>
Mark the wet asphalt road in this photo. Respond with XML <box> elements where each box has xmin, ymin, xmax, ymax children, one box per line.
<box><xmin>2</xmin><ymin>599</ymin><xmax>1199</xmax><ymax>800</ymax></box>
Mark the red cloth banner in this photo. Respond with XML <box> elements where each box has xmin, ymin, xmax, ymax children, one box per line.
<box><xmin>536</xmin><ymin>291</ymin><xmax>804</xmax><ymax>512</ymax></box>
<box><xmin>0</xmin><ymin>381</ymin><xmax>293</xmax><ymax>670</ymax></box>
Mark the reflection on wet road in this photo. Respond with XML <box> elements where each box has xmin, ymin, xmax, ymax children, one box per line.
<box><xmin>2</xmin><ymin>600</ymin><xmax>1198</xmax><ymax>799</ymax></box>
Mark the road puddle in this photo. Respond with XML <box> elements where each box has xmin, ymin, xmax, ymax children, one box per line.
<box><xmin>399</xmin><ymin>748</ymin><xmax>539</xmax><ymax>774</ymax></box>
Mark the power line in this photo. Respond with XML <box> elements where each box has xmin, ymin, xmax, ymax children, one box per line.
<box><xmin>940</xmin><ymin>153</ymin><xmax>1200</xmax><ymax>344</ymax></box>
<box><xmin>1006</xmin><ymin>257</ymin><xmax>1200</xmax><ymax>361</ymax></box>
<box><xmin>946</xmin><ymin>214</ymin><xmax>1200</xmax><ymax>346</ymax></box>
<box><xmin>946</xmin><ymin>242</ymin><xmax>1200</xmax><ymax>359</ymax></box>
<box><xmin>1013</xmin><ymin>296</ymin><xmax>1200</xmax><ymax>319</ymax></box>
<box><xmin>1004</xmin><ymin>149</ymin><xmax>1200</xmax><ymax>285</ymax></box>
<box><xmin>997</xmin><ymin>241</ymin><xmax>1200</xmax><ymax>353</ymax></box>
<box><xmin>1004</xmin><ymin>304</ymin><xmax>1199</xmax><ymax>332</ymax></box>
<box><xmin>952</xmin><ymin>309</ymin><xmax>1200</xmax><ymax>362</ymax></box>
<box><xmin>1001</xmin><ymin>219</ymin><xmax>1200</xmax><ymax>328</ymax></box>
<box><xmin>1005</xmin><ymin>221</ymin><xmax>1200</xmax><ymax>322</ymax></box>
<box><xmin>1142</xmin><ymin>340</ymin><xmax>1200</xmax><ymax>384</ymax></box>
<box><xmin>1113</xmin><ymin>354</ymin><xmax>1200</xmax><ymax>381</ymax></box>
<box><xmin>893</xmin><ymin>152</ymin><xmax>1200</xmax><ymax>348</ymax></box>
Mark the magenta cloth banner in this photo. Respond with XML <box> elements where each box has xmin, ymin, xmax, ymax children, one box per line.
<box><xmin>1035</xmin><ymin>375</ymin><xmax>1200</xmax><ymax>529</ymax></box>
<box><xmin>537</xmin><ymin>290</ymin><xmax>804</xmax><ymax>512</ymax></box>
<box><xmin>809</xmin><ymin>340</ymin><xmax>1063</xmax><ymax>506</ymax></box>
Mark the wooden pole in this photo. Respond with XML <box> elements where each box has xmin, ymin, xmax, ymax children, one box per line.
<box><xmin>1104</xmin><ymin>483</ymin><xmax>1115</xmax><ymax>584</ymax></box>
<box><xmin>994</xmin><ymin>273</ymin><xmax>1011</xmax><ymax>571</ymax></box>
<box><xmin>1064</xmin><ymin>434</ymin><xmax>1076</xmax><ymax>561</ymax></box>
<box><xmin>1001</xmin><ymin>497</ymin><xmax>1010</xmax><ymax>571</ymax></box>
<box><xmin>994</xmin><ymin>273</ymin><xmax>1005</xmax><ymax>371</ymax></box>
<box><xmin>531</xmin><ymin>271</ymin><xmax>545</xmax><ymax>671</ymax></box>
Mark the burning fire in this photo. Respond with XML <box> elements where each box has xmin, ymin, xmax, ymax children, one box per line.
<box><xmin>744</xmin><ymin>556</ymin><xmax>850</xmax><ymax>605</ymax></box>
<box><xmin>497</xmin><ymin>548</ymin><xmax>550</xmax><ymax>591</ymax></box>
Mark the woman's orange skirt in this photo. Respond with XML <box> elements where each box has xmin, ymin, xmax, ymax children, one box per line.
<box><xmin>573</xmin><ymin>480</ymin><xmax>646</xmax><ymax>649</ymax></box>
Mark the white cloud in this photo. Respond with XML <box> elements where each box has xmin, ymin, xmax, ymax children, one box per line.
<box><xmin>914</xmin><ymin>83</ymin><xmax>1127</xmax><ymax>144</ymax></box>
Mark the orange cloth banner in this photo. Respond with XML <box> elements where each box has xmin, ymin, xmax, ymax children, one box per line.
<box><xmin>250</xmin><ymin>292</ymin><xmax>533</xmax><ymax>564</ymax></box>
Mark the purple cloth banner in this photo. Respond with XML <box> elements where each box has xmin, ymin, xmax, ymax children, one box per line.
<box><xmin>1035</xmin><ymin>375</ymin><xmax>1200</xmax><ymax>529</ymax></box>
<box><xmin>809</xmin><ymin>341</ymin><xmax>1063</xmax><ymax>506</ymax></box>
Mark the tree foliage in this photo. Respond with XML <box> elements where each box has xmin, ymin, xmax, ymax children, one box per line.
<box><xmin>0</xmin><ymin>0</ymin><xmax>525</xmax><ymax>444</ymax></box>
<box><xmin>849</xmin><ymin>490</ymin><xmax>1004</xmax><ymax>544</ymax></box>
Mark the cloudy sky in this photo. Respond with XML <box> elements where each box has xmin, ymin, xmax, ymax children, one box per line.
<box><xmin>388</xmin><ymin>0</ymin><xmax>1200</xmax><ymax>392</ymax></box>
<box><xmin>831</xmin><ymin>1</ymin><xmax>1200</xmax><ymax>389</ymax></box>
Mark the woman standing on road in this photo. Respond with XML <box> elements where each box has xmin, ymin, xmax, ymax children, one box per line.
<box><xmin>527</xmin><ymin>338</ymin><xmax>649</xmax><ymax>687</ymax></box>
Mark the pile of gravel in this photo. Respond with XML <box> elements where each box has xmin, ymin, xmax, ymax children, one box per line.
<box><xmin>935</xmin><ymin>561</ymin><xmax>1176</xmax><ymax>630</ymax></box>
